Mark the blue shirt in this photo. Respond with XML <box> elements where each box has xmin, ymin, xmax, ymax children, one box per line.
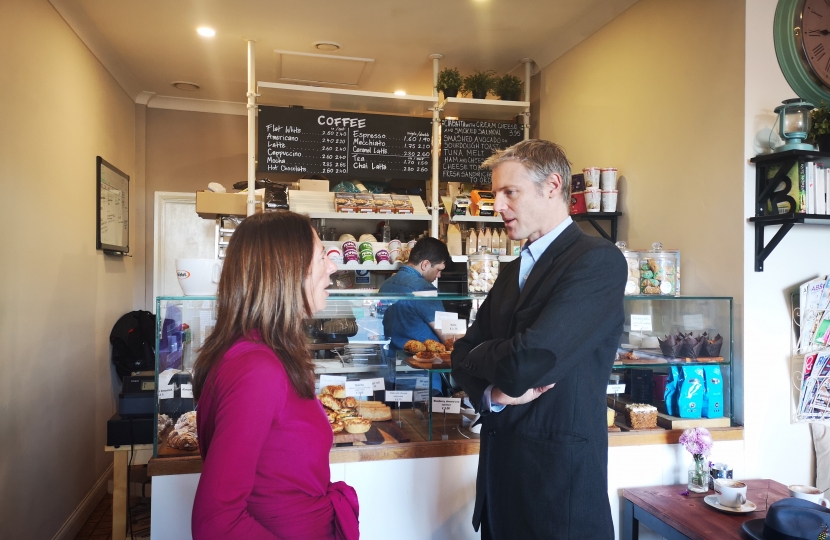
<box><xmin>378</xmin><ymin>265</ymin><xmax>444</xmax><ymax>351</ymax></box>
<box><xmin>485</xmin><ymin>217</ymin><xmax>574</xmax><ymax>412</ymax></box>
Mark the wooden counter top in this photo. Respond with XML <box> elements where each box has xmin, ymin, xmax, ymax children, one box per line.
<box><xmin>148</xmin><ymin>409</ymin><xmax>743</xmax><ymax>476</ymax></box>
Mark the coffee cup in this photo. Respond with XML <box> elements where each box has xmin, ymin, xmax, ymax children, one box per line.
<box><xmin>601</xmin><ymin>168</ymin><xmax>618</xmax><ymax>191</ymax></box>
<box><xmin>585</xmin><ymin>190</ymin><xmax>602</xmax><ymax>212</ymax></box>
<box><xmin>175</xmin><ymin>258</ymin><xmax>223</xmax><ymax>296</ymax></box>
<box><xmin>788</xmin><ymin>484</ymin><xmax>830</xmax><ymax>507</ymax></box>
<box><xmin>714</xmin><ymin>479</ymin><xmax>748</xmax><ymax>508</ymax></box>
<box><xmin>601</xmin><ymin>190</ymin><xmax>618</xmax><ymax>212</ymax></box>
<box><xmin>583</xmin><ymin>167</ymin><xmax>601</xmax><ymax>189</ymax></box>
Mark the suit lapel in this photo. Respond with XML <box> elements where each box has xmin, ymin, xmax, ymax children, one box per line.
<box><xmin>513</xmin><ymin>223</ymin><xmax>582</xmax><ymax>312</ymax></box>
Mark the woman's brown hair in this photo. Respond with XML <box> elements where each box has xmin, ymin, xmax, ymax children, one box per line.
<box><xmin>193</xmin><ymin>211</ymin><xmax>317</xmax><ymax>401</ymax></box>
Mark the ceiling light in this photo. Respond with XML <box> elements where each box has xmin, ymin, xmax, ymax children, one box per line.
<box><xmin>172</xmin><ymin>81</ymin><xmax>201</xmax><ymax>91</ymax></box>
<box><xmin>197</xmin><ymin>27</ymin><xmax>216</xmax><ymax>37</ymax></box>
<box><xmin>394</xmin><ymin>90</ymin><xmax>406</xmax><ymax>96</ymax></box>
<box><xmin>313</xmin><ymin>41</ymin><xmax>342</xmax><ymax>52</ymax></box>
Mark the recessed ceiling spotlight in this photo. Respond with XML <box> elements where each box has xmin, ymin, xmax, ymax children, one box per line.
<box><xmin>394</xmin><ymin>90</ymin><xmax>406</xmax><ymax>96</ymax></box>
<box><xmin>313</xmin><ymin>41</ymin><xmax>342</xmax><ymax>52</ymax></box>
<box><xmin>172</xmin><ymin>81</ymin><xmax>201</xmax><ymax>91</ymax></box>
<box><xmin>197</xmin><ymin>27</ymin><xmax>216</xmax><ymax>37</ymax></box>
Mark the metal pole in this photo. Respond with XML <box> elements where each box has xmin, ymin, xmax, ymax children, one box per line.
<box><xmin>429</xmin><ymin>54</ymin><xmax>443</xmax><ymax>238</ymax></box>
<box><xmin>247</xmin><ymin>40</ymin><xmax>257</xmax><ymax>216</ymax></box>
<box><xmin>521</xmin><ymin>58</ymin><xmax>533</xmax><ymax>141</ymax></box>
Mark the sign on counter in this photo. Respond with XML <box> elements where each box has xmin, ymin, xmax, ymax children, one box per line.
<box><xmin>386</xmin><ymin>390</ymin><xmax>413</xmax><ymax>403</ymax></box>
<box><xmin>414</xmin><ymin>389</ymin><xmax>430</xmax><ymax>402</ymax></box>
<box><xmin>630</xmin><ymin>314</ymin><xmax>653</xmax><ymax>332</ymax></box>
<box><xmin>432</xmin><ymin>397</ymin><xmax>461</xmax><ymax>414</ymax></box>
<box><xmin>319</xmin><ymin>375</ymin><xmax>347</xmax><ymax>389</ymax></box>
<box><xmin>345</xmin><ymin>380</ymin><xmax>374</xmax><ymax>397</ymax></box>
<box><xmin>607</xmin><ymin>384</ymin><xmax>626</xmax><ymax>395</ymax></box>
<box><xmin>257</xmin><ymin>106</ymin><xmax>431</xmax><ymax>180</ymax></box>
<box><xmin>180</xmin><ymin>383</ymin><xmax>194</xmax><ymax>399</ymax></box>
<box><xmin>158</xmin><ymin>385</ymin><xmax>174</xmax><ymax>400</ymax></box>
<box><xmin>440</xmin><ymin>119</ymin><xmax>524</xmax><ymax>184</ymax></box>
<box><xmin>367</xmin><ymin>378</ymin><xmax>386</xmax><ymax>391</ymax></box>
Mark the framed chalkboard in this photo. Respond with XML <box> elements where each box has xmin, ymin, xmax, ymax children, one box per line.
<box><xmin>96</xmin><ymin>156</ymin><xmax>129</xmax><ymax>254</ymax></box>
<box><xmin>440</xmin><ymin>119</ymin><xmax>524</xmax><ymax>184</ymax></box>
<box><xmin>257</xmin><ymin>106</ymin><xmax>432</xmax><ymax>180</ymax></box>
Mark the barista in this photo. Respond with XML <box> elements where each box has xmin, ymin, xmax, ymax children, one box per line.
<box><xmin>378</xmin><ymin>237</ymin><xmax>450</xmax><ymax>352</ymax></box>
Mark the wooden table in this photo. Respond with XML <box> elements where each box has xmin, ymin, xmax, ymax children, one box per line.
<box><xmin>105</xmin><ymin>444</ymin><xmax>153</xmax><ymax>540</ymax></box>
<box><xmin>622</xmin><ymin>479</ymin><xmax>789</xmax><ymax>540</ymax></box>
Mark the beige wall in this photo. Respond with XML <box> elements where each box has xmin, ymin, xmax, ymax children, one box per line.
<box><xmin>538</xmin><ymin>0</ymin><xmax>745</xmax><ymax>299</ymax></box>
<box><xmin>144</xmin><ymin>107</ymin><xmax>247</xmax><ymax>307</ymax></box>
<box><xmin>0</xmin><ymin>1</ymin><xmax>137</xmax><ymax>538</ymax></box>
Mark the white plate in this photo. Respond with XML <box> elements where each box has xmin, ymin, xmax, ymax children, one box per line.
<box><xmin>703</xmin><ymin>495</ymin><xmax>757</xmax><ymax>513</ymax></box>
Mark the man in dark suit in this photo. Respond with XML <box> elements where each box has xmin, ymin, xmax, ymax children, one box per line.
<box><xmin>452</xmin><ymin>140</ymin><xmax>626</xmax><ymax>539</ymax></box>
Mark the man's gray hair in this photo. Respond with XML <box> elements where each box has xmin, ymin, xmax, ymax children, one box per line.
<box><xmin>481</xmin><ymin>139</ymin><xmax>571</xmax><ymax>203</ymax></box>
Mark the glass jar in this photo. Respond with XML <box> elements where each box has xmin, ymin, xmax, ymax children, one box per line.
<box><xmin>616</xmin><ymin>241</ymin><xmax>640</xmax><ymax>296</ymax></box>
<box><xmin>688</xmin><ymin>456</ymin><xmax>710</xmax><ymax>493</ymax></box>
<box><xmin>468</xmin><ymin>253</ymin><xmax>499</xmax><ymax>294</ymax></box>
<box><xmin>639</xmin><ymin>243</ymin><xmax>677</xmax><ymax>296</ymax></box>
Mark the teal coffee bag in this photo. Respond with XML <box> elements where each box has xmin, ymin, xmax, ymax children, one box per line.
<box><xmin>702</xmin><ymin>365</ymin><xmax>724</xmax><ymax>418</ymax></box>
<box><xmin>678</xmin><ymin>365</ymin><xmax>705</xmax><ymax>418</ymax></box>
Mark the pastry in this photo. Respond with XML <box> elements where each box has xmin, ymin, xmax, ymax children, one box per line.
<box><xmin>443</xmin><ymin>338</ymin><xmax>456</xmax><ymax>351</ymax></box>
<box><xmin>343</xmin><ymin>418</ymin><xmax>372</xmax><ymax>434</ymax></box>
<box><xmin>424</xmin><ymin>339</ymin><xmax>446</xmax><ymax>353</ymax></box>
<box><xmin>325</xmin><ymin>409</ymin><xmax>337</xmax><ymax>424</ymax></box>
<box><xmin>337</xmin><ymin>408</ymin><xmax>358</xmax><ymax>420</ymax></box>
<box><xmin>404</xmin><ymin>340</ymin><xmax>426</xmax><ymax>353</ymax></box>
<box><xmin>625</xmin><ymin>403</ymin><xmax>657</xmax><ymax>429</ymax></box>
<box><xmin>331</xmin><ymin>421</ymin><xmax>344</xmax><ymax>434</ymax></box>
<box><xmin>167</xmin><ymin>429</ymin><xmax>199</xmax><ymax>451</ymax></box>
<box><xmin>323</xmin><ymin>385</ymin><xmax>347</xmax><ymax>399</ymax></box>
<box><xmin>340</xmin><ymin>396</ymin><xmax>357</xmax><ymax>409</ymax></box>
<box><xmin>607</xmin><ymin>407</ymin><xmax>616</xmax><ymax>428</ymax></box>
<box><xmin>174</xmin><ymin>411</ymin><xmax>197</xmax><ymax>432</ymax></box>
<box><xmin>359</xmin><ymin>405</ymin><xmax>392</xmax><ymax>421</ymax></box>
<box><xmin>438</xmin><ymin>352</ymin><xmax>452</xmax><ymax>363</ymax></box>
<box><xmin>320</xmin><ymin>394</ymin><xmax>341</xmax><ymax>411</ymax></box>
<box><xmin>415</xmin><ymin>351</ymin><xmax>434</xmax><ymax>361</ymax></box>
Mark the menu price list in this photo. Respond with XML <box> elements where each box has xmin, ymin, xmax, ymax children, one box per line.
<box><xmin>257</xmin><ymin>106</ymin><xmax>432</xmax><ymax>180</ymax></box>
<box><xmin>440</xmin><ymin>119</ymin><xmax>524</xmax><ymax>184</ymax></box>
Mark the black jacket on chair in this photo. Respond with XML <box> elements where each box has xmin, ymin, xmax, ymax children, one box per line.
<box><xmin>452</xmin><ymin>223</ymin><xmax>626</xmax><ymax>540</ymax></box>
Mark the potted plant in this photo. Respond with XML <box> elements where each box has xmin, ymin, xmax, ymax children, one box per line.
<box><xmin>494</xmin><ymin>74</ymin><xmax>523</xmax><ymax>101</ymax></box>
<box><xmin>462</xmin><ymin>70</ymin><xmax>496</xmax><ymax>99</ymax></box>
<box><xmin>436</xmin><ymin>68</ymin><xmax>463</xmax><ymax>99</ymax></box>
<box><xmin>809</xmin><ymin>102</ymin><xmax>830</xmax><ymax>151</ymax></box>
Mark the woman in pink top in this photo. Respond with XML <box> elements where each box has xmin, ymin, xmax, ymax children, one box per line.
<box><xmin>191</xmin><ymin>212</ymin><xmax>358</xmax><ymax>540</ymax></box>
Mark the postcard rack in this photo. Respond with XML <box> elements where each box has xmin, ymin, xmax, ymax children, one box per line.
<box><xmin>790</xmin><ymin>291</ymin><xmax>830</xmax><ymax>424</ymax></box>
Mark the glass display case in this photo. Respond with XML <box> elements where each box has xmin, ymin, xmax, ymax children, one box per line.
<box><xmin>609</xmin><ymin>296</ymin><xmax>734</xmax><ymax>429</ymax></box>
<box><xmin>153</xmin><ymin>293</ymin><xmax>476</xmax><ymax>457</ymax></box>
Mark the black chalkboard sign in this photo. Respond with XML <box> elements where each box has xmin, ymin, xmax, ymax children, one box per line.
<box><xmin>257</xmin><ymin>106</ymin><xmax>432</xmax><ymax>180</ymax></box>
<box><xmin>440</xmin><ymin>119</ymin><xmax>524</xmax><ymax>184</ymax></box>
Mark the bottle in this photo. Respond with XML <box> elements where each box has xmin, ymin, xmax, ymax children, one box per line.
<box><xmin>482</xmin><ymin>228</ymin><xmax>492</xmax><ymax>254</ymax></box>
<box><xmin>498</xmin><ymin>229</ymin><xmax>507</xmax><ymax>256</ymax></box>
<box><xmin>468</xmin><ymin>229</ymin><xmax>478</xmax><ymax>255</ymax></box>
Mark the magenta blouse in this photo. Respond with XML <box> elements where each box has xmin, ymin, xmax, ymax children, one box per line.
<box><xmin>192</xmin><ymin>337</ymin><xmax>359</xmax><ymax>540</ymax></box>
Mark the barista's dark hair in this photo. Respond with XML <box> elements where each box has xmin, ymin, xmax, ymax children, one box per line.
<box><xmin>192</xmin><ymin>212</ymin><xmax>316</xmax><ymax>401</ymax></box>
<box><xmin>408</xmin><ymin>237</ymin><xmax>450</xmax><ymax>266</ymax></box>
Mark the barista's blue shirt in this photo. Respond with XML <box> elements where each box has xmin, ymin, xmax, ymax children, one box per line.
<box><xmin>378</xmin><ymin>265</ymin><xmax>444</xmax><ymax>351</ymax></box>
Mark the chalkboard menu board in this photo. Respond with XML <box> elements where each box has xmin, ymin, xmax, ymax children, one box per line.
<box><xmin>440</xmin><ymin>119</ymin><xmax>524</xmax><ymax>184</ymax></box>
<box><xmin>257</xmin><ymin>106</ymin><xmax>432</xmax><ymax>180</ymax></box>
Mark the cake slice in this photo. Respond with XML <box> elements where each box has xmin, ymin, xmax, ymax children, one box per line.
<box><xmin>626</xmin><ymin>403</ymin><xmax>657</xmax><ymax>429</ymax></box>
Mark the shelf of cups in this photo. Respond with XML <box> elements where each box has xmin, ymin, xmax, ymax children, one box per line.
<box><xmin>323</xmin><ymin>241</ymin><xmax>402</xmax><ymax>271</ymax></box>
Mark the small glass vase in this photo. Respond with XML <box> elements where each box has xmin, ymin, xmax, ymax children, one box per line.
<box><xmin>687</xmin><ymin>456</ymin><xmax>709</xmax><ymax>493</ymax></box>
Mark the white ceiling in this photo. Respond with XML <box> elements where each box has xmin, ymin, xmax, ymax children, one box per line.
<box><xmin>50</xmin><ymin>0</ymin><xmax>639</xmax><ymax>104</ymax></box>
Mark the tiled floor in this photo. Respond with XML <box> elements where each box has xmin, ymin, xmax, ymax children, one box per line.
<box><xmin>74</xmin><ymin>494</ymin><xmax>150</xmax><ymax>540</ymax></box>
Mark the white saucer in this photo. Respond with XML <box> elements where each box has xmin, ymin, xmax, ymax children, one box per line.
<box><xmin>703</xmin><ymin>495</ymin><xmax>757</xmax><ymax>513</ymax></box>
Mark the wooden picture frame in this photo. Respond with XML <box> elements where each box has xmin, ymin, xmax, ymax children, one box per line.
<box><xmin>96</xmin><ymin>156</ymin><xmax>130</xmax><ymax>254</ymax></box>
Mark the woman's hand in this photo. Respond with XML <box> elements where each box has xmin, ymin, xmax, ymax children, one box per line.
<box><xmin>492</xmin><ymin>384</ymin><xmax>555</xmax><ymax>406</ymax></box>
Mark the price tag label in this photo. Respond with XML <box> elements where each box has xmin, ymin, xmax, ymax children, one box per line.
<box><xmin>386</xmin><ymin>390</ymin><xmax>413</xmax><ymax>402</ymax></box>
<box><xmin>415</xmin><ymin>377</ymin><xmax>429</xmax><ymax>390</ymax></box>
<box><xmin>630</xmin><ymin>314</ymin><xmax>653</xmax><ymax>332</ymax></box>
<box><xmin>345</xmin><ymin>380</ymin><xmax>374</xmax><ymax>397</ymax></box>
<box><xmin>158</xmin><ymin>385</ymin><xmax>174</xmax><ymax>400</ymax></box>
<box><xmin>367</xmin><ymin>378</ymin><xmax>385</xmax><ymax>391</ymax></box>
<box><xmin>683</xmin><ymin>314</ymin><xmax>705</xmax><ymax>331</ymax></box>
<box><xmin>432</xmin><ymin>397</ymin><xmax>461</xmax><ymax>414</ymax></box>
<box><xmin>607</xmin><ymin>384</ymin><xmax>626</xmax><ymax>394</ymax></box>
<box><xmin>180</xmin><ymin>384</ymin><xmax>194</xmax><ymax>399</ymax></box>
<box><xmin>414</xmin><ymin>389</ymin><xmax>429</xmax><ymax>402</ymax></box>
<box><xmin>434</xmin><ymin>311</ymin><xmax>459</xmax><ymax>325</ymax></box>
<box><xmin>320</xmin><ymin>375</ymin><xmax>347</xmax><ymax>389</ymax></box>
<box><xmin>443</xmin><ymin>320</ymin><xmax>467</xmax><ymax>335</ymax></box>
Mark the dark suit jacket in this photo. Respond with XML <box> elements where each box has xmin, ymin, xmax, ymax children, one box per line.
<box><xmin>452</xmin><ymin>223</ymin><xmax>626</xmax><ymax>540</ymax></box>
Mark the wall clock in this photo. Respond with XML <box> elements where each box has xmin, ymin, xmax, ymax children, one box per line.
<box><xmin>775</xmin><ymin>0</ymin><xmax>830</xmax><ymax>105</ymax></box>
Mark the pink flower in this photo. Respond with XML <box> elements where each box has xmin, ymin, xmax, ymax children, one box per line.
<box><xmin>679</xmin><ymin>427</ymin><xmax>713</xmax><ymax>457</ymax></box>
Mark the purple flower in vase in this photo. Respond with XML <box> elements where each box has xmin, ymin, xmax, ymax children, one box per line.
<box><xmin>679</xmin><ymin>427</ymin><xmax>713</xmax><ymax>459</ymax></box>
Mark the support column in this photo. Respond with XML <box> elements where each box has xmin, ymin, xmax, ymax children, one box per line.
<box><xmin>522</xmin><ymin>58</ymin><xmax>533</xmax><ymax>141</ymax></box>
<box><xmin>247</xmin><ymin>40</ymin><xmax>257</xmax><ymax>216</ymax></box>
<box><xmin>429</xmin><ymin>54</ymin><xmax>444</xmax><ymax>238</ymax></box>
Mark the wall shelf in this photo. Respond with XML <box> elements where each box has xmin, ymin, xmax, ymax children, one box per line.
<box><xmin>290</xmin><ymin>190</ymin><xmax>432</xmax><ymax>221</ymax></box>
<box><xmin>572</xmin><ymin>212</ymin><xmax>621</xmax><ymax>243</ymax></box>
<box><xmin>257</xmin><ymin>82</ymin><xmax>438</xmax><ymax>117</ymax></box>
<box><xmin>440</xmin><ymin>196</ymin><xmax>503</xmax><ymax>223</ymax></box>
<box><xmin>440</xmin><ymin>97</ymin><xmax>529</xmax><ymax>121</ymax></box>
<box><xmin>749</xmin><ymin>149</ymin><xmax>830</xmax><ymax>271</ymax></box>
